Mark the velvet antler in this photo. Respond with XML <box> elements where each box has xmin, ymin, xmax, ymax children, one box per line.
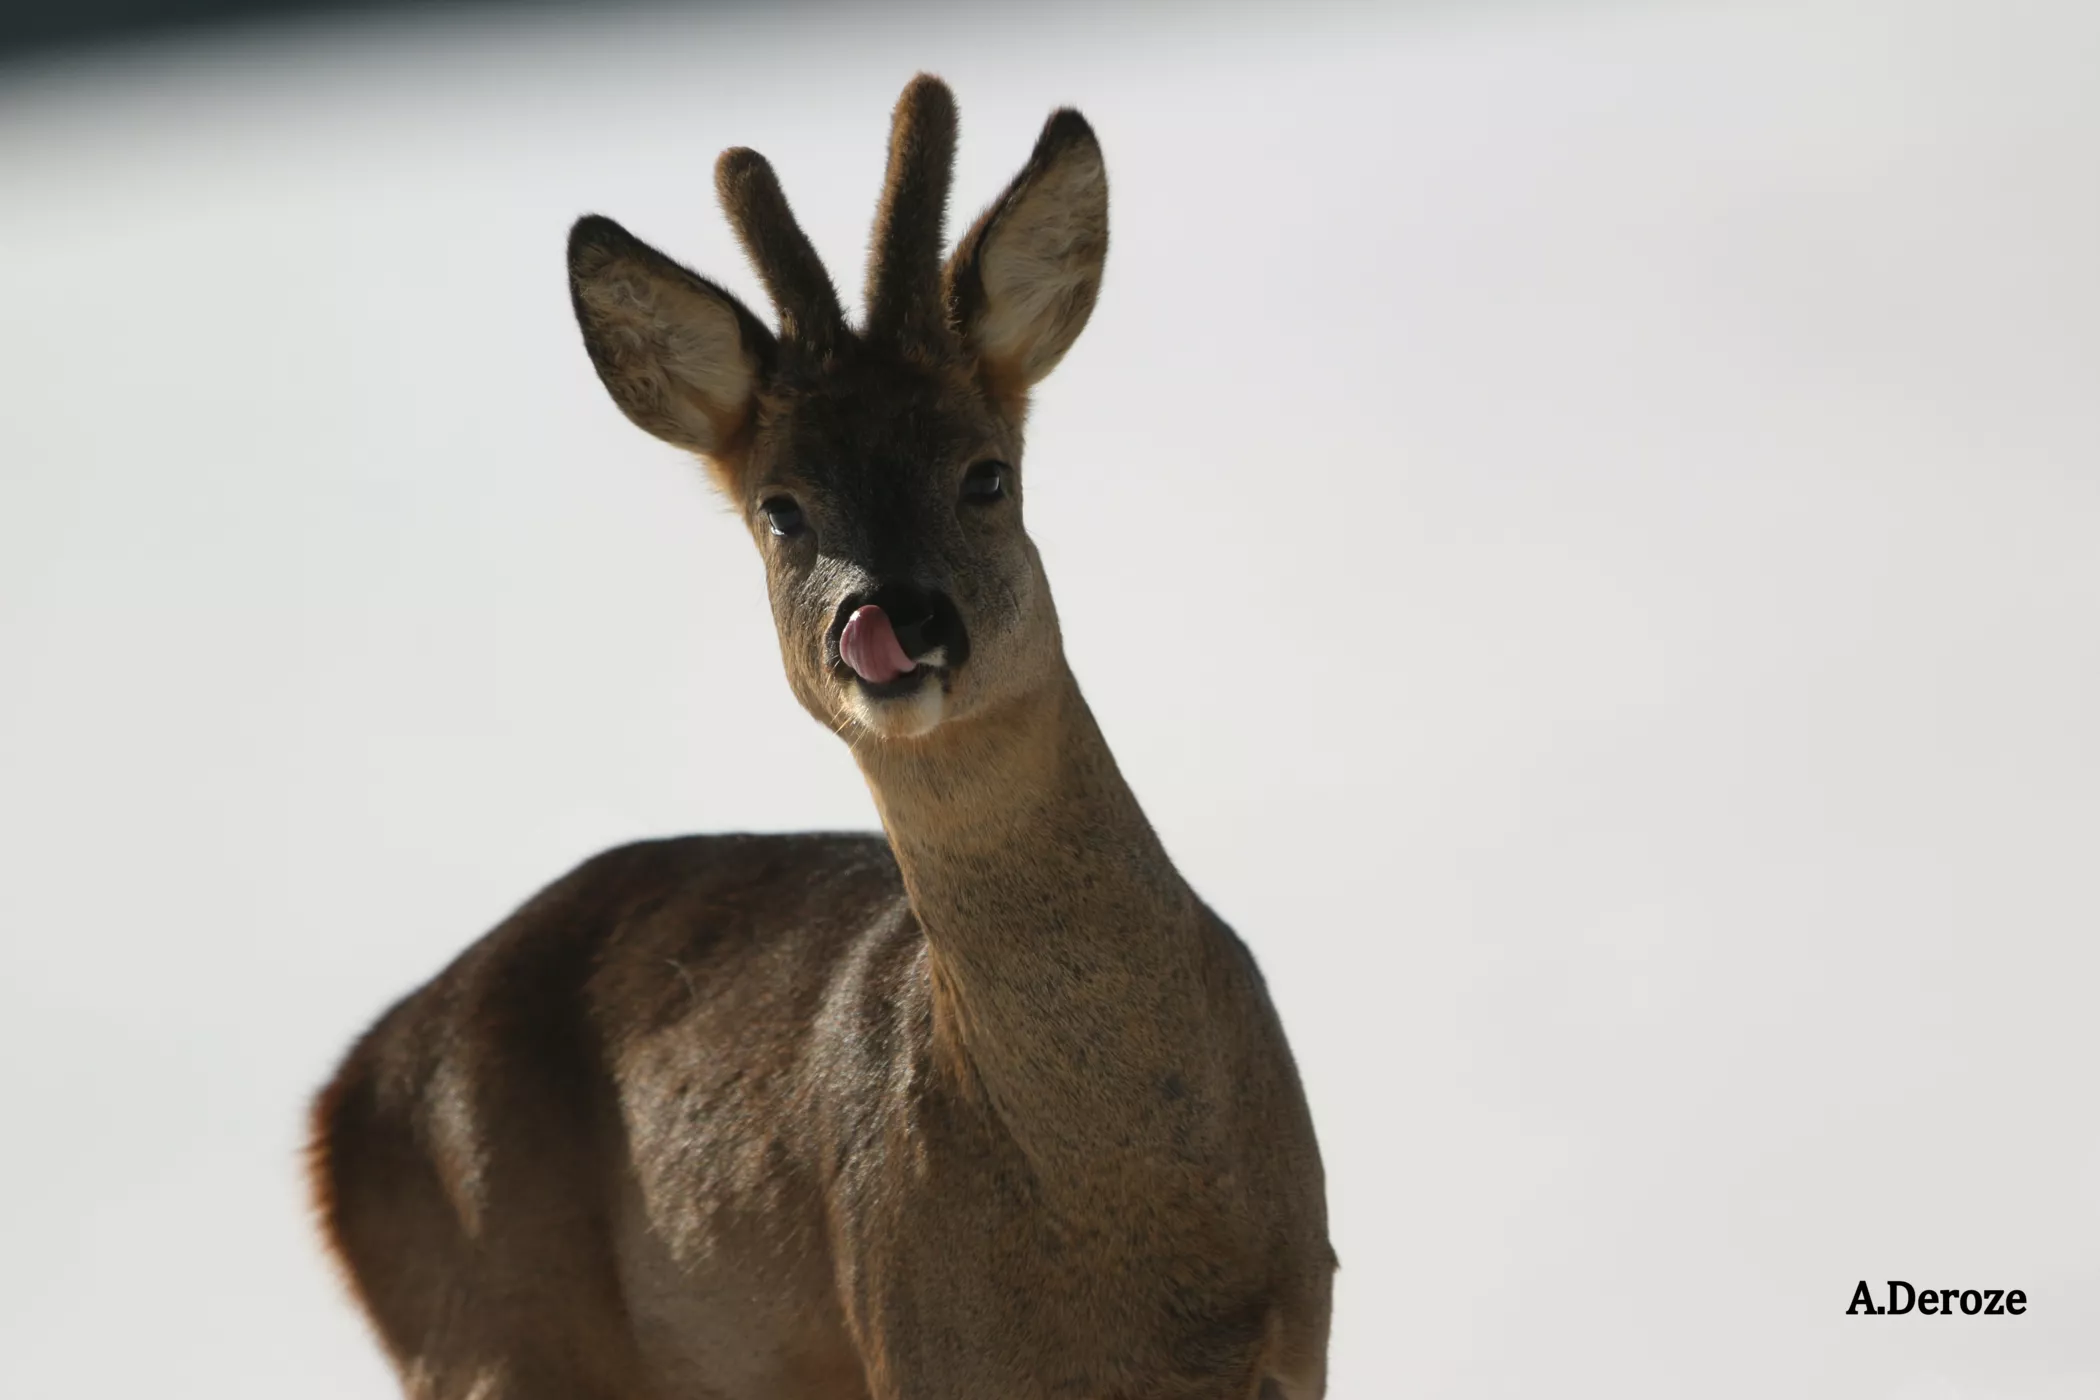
<box><xmin>716</xmin><ymin>146</ymin><xmax>847</xmax><ymax>355</ymax></box>
<box><xmin>863</xmin><ymin>74</ymin><xmax>959</xmax><ymax>351</ymax></box>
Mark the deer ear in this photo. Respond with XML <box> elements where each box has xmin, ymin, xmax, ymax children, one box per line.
<box><xmin>945</xmin><ymin>110</ymin><xmax>1107</xmax><ymax>399</ymax></box>
<box><xmin>568</xmin><ymin>215</ymin><xmax>774</xmax><ymax>460</ymax></box>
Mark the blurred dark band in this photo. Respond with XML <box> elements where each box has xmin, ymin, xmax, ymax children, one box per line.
<box><xmin>0</xmin><ymin>0</ymin><xmax>602</xmax><ymax>63</ymax></box>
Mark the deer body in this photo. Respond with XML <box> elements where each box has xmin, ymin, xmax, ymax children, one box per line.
<box><xmin>310</xmin><ymin>77</ymin><xmax>1332</xmax><ymax>1399</ymax></box>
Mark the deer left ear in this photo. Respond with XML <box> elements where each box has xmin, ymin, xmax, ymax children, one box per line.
<box><xmin>568</xmin><ymin>215</ymin><xmax>775</xmax><ymax>463</ymax></box>
<box><xmin>945</xmin><ymin>109</ymin><xmax>1108</xmax><ymax>401</ymax></box>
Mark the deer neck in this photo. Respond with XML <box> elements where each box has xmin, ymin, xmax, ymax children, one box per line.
<box><xmin>851</xmin><ymin>661</ymin><xmax>1216</xmax><ymax>1175</ymax></box>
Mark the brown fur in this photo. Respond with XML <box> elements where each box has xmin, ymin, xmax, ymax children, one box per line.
<box><xmin>716</xmin><ymin>147</ymin><xmax>844</xmax><ymax>356</ymax></box>
<box><xmin>311</xmin><ymin>75</ymin><xmax>1333</xmax><ymax>1399</ymax></box>
<box><xmin>946</xmin><ymin>108</ymin><xmax>1108</xmax><ymax>402</ymax></box>
<box><xmin>864</xmin><ymin>74</ymin><xmax>958</xmax><ymax>351</ymax></box>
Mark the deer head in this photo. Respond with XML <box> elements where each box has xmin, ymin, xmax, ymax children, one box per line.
<box><xmin>567</xmin><ymin>75</ymin><xmax>1108</xmax><ymax>743</ymax></box>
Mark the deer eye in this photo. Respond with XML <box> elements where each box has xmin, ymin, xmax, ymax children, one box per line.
<box><xmin>759</xmin><ymin>496</ymin><xmax>805</xmax><ymax>537</ymax></box>
<box><xmin>961</xmin><ymin>460</ymin><xmax>1009</xmax><ymax>503</ymax></box>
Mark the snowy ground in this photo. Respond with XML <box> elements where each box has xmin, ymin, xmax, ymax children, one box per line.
<box><xmin>3</xmin><ymin>1</ymin><xmax>2096</xmax><ymax>1395</ymax></box>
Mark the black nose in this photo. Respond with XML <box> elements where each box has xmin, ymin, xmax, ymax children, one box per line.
<box><xmin>871</xmin><ymin>583</ymin><xmax>938</xmax><ymax>656</ymax></box>
<box><xmin>846</xmin><ymin>582</ymin><xmax>969</xmax><ymax>668</ymax></box>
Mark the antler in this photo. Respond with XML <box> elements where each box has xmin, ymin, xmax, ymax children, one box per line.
<box><xmin>864</xmin><ymin>73</ymin><xmax>959</xmax><ymax>351</ymax></box>
<box><xmin>716</xmin><ymin>147</ymin><xmax>847</xmax><ymax>355</ymax></box>
<box><xmin>713</xmin><ymin>76</ymin><xmax>961</xmax><ymax>357</ymax></box>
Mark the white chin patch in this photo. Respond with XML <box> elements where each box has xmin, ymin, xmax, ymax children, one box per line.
<box><xmin>849</xmin><ymin>681</ymin><xmax>946</xmax><ymax>740</ymax></box>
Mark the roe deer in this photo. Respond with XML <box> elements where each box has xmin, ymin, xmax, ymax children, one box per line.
<box><xmin>309</xmin><ymin>74</ymin><xmax>1333</xmax><ymax>1400</ymax></box>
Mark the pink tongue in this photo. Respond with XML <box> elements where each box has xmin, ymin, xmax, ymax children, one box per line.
<box><xmin>840</xmin><ymin>605</ymin><xmax>918</xmax><ymax>684</ymax></box>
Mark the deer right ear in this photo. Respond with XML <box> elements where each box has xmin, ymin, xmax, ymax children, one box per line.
<box><xmin>568</xmin><ymin>215</ymin><xmax>774</xmax><ymax>462</ymax></box>
<box><xmin>945</xmin><ymin>110</ymin><xmax>1108</xmax><ymax>405</ymax></box>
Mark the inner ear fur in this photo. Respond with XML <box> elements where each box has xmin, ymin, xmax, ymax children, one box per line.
<box><xmin>945</xmin><ymin>109</ymin><xmax>1108</xmax><ymax>405</ymax></box>
<box><xmin>568</xmin><ymin>215</ymin><xmax>775</xmax><ymax>466</ymax></box>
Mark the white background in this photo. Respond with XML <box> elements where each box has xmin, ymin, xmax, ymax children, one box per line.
<box><xmin>3</xmin><ymin>1</ymin><xmax>2096</xmax><ymax>1395</ymax></box>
